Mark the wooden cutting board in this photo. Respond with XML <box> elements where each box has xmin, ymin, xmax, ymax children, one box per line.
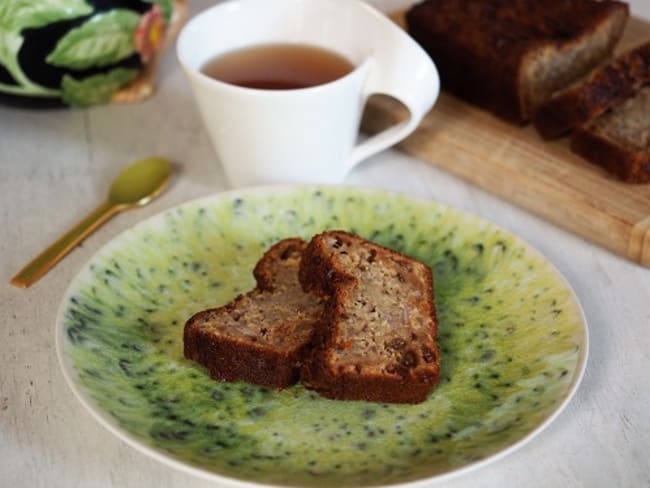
<box><xmin>362</xmin><ymin>14</ymin><xmax>650</xmax><ymax>268</ymax></box>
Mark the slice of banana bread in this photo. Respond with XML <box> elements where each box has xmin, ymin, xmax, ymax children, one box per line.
<box><xmin>298</xmin><ymin>231</ymin><xmax>440</xmax><ymax>404</ymax></box>
<box><xmin>570</xmin><ymin>85</ymin><xmax>650</xmax><ymax>183</ymax></box>
<box><xmin>534</xmin><ymin>41</ymin><xmax>650</xmax><ymax>139</ymax></box>
<box><xmin>406</xmin><ymin>0</ymin><xmax>629</xmax><ymax>124</ymax></box>
<box><xmin>183</xmin><ymin>238</ymin><xmax>323</xmax><ymax>389</ymax></box>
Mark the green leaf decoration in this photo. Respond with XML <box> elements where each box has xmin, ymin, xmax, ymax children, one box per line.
<box><xmin>143</xmin><ymin>0</ymin><xmax>174</xmax><ymax>23</ymax></box>
<box><xmin>0</xmin><ymin>0</ymin><xmax>92</xmax><ymax>32</ymax></box>
<box><xmin>0</xmin><ymin>0</ymin><xmax>89</xmax><ymax>96</ymax></box>
<box><xmin>0</xmin><ymin>30</ymin><xmax>60</xmax><ymax>96</ymax></box>
<box><xmin>61</xmin><ymin>68</ymin><xmax>138</xmax><ymax>106</ymax></box>
<box><xmin>0</xmin><ymin>30</ymin><xmax>24</xmax><ymax>77</ymax></box>
<box><xmin>47</xmin><ymin>9</ymin><xmax>140</xmax><ymax>70</ymax></box>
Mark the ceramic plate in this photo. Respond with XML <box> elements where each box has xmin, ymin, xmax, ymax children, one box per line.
<box><xmin>56</xmin><ymin>186</ymin><xmax>587</xmax><ymax>487</ymax></box>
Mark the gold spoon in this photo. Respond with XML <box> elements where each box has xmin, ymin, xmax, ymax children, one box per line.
<box><xmin>11</xmin><ymin>157</ymin><xmax>173</xmax><ymax>288</ymax></box>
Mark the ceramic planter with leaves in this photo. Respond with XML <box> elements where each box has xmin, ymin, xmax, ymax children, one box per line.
<box><xmin>0</xmin><ymin>0</ymin><xmax>186</xmax><ymax>107</ymax></box>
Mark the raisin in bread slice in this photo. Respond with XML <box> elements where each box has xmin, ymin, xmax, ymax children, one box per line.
<box><xmin>406</xmin><ymin>0</ymin><xmax>629</xmax><ymax>124</ymax></box>
<box><xmin>570</xmin><ymin>85</ymin><xmax>650</xmax><ymax>183</ymax></box>
<box><xmin>534</xmin><ymin>41</ymin><xmax>650</xmax><ymax>139</ymax></box>
<box><xmin>298</xmin><ymin>231</ymin><xmax>440</xmax><ymax>404</ymax></box>
<box><xmin>184</xmin><ymin>238</ymin><xmax>323</xmax><ymax>389</ymax></box>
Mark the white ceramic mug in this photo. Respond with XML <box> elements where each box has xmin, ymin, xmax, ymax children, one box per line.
<box><xmin>177</xmin><ymin>0</ymin><xmax>439</xmax><ymax>188</ymax></box>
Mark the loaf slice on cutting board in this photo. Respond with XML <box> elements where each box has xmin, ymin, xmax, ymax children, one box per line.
<box><xmin>406</xmin><ymin>0</ymin><xmax>629</xmax><ymax>123</ymax></box>
<box><xmin>298</xmin><ymin>231</ymin><xmax>441</xmax><ymax>404</ymax></box>
<box><xmin>184</xmin><ymin>238</ymin><xmax>323</xmax><ymax>389</ymax></box>
<box><xmin>571</xmin><ymin>85</ymin><xmax>650</xmax><ymax>183</ymax></box>
<box><xmin>534</xmin><ymin>41</ymin><xmax>650</xmax><ymax>139</ymax></box>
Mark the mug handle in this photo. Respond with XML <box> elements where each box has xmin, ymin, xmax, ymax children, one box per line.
<box><xmin>346</xmin><ymin>31</ymin><xmax>439</xmax><ymax>170</ymax></box>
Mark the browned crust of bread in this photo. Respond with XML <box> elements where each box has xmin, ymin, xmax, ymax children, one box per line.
<box><xmin>299</xmin><ymin>231</ymin><xmax>440</xmax><ymax>404</ymax></box>
<box><xmin>534</xmin><ymin>41</ymin><xmax>650</xmax><ymax>139</ymax></box>
<box><xmin>406</xmin><ymin>0</ymin><xmax>629</xmax><ymax>123</ymax></box>
<box><xmin>571</xmin><ymin>125</ymin><xmax>650</xmax><ymax>183</ymax></box>
<box><xmin>183</xmin><ymin>238</ymin><xmax>321</xmax><ymax>389</ymax></box>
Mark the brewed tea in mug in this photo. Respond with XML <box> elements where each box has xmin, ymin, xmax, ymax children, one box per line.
<box><xmin>177</xmin><ymin>0</ymin><xmax>439</xmax><ymax>187</ymax></box>
<box><xmin>201</xmin><ymin>43</ymin><xmax>355</xmax><ymax>90</ymax></box>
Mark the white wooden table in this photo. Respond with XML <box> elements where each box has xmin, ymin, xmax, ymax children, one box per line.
<box><xmin>2</xmin><ymin>1</ymin><xmax>649</xmax><ymax>487</ymax></box>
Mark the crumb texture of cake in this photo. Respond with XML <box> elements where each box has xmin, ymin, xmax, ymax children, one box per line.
<box><xmin>183</xmin><ymin>238</ymin><xmax>323</xmax><ymax>389</ymax></box>
<box><xmin>406</xmin><ymin>0</ymin><xmax>629</xmax><ymax>123</ymax></box>
<box><xmin>534</xmin><ymin>41</ymin><xmax>650</xmax><ymax>139</ymax></box>
<box><xmin>299</xmin><ymin>231</ymin><xmax>440</xmax><ymax>404</ymax></box>
<box><xmin>570</xmin><ymin>85</ymin><xmax>650</xmax><ymax>183</ymax></box>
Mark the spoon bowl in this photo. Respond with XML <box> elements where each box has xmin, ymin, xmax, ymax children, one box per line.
<box><xmin>109</xmin><ymin>157</ymin><xmax>172</xmax><ymax>206</ymax></box>
<box><xmin>11</xmin><ymin>157</ymin><xmax>173</xmax><ymax>288</ymax></box>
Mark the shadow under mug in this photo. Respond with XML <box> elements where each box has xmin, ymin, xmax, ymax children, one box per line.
<box><xmin>177</xmin><ymin>0</ymin><xmax>439</xmax><ymax>188</ymax></box>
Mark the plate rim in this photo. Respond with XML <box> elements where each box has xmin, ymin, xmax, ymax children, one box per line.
<box><xmin>55</xmin><ymin>183</ymin><xmax>589</xmax><ymax>488</ymax></box>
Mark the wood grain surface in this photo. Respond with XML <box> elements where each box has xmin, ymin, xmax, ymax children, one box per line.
<box><xmin>363</xmin><ymin>15</ymin><xmax>650</xmax><ymax>267</ymax></box>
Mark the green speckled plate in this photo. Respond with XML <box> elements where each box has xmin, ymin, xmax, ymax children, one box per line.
<box><xmin>56</xmin><ymin>185</ymin><xmax>587</xmax><ymax>487</ymax></box>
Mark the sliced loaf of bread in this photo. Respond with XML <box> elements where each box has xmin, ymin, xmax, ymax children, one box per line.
<box><xmin>570</xmin><ymin>85</ymin><xmax>650</xmax><ymax>183</ymax></box>
<box><xmin>406</xmin><ymin>0</ymin><xmax>629</xmax><ymax>123</ymax></box>
<box><xmin>298</xmin><ymin>231</ymin><xmax>440</xmax><ymax>404</ymax></box>
<box><xmin>534</xmin><ymin>41</ymin><xmax>650</xmax><ymax>139</ymax></box>
<box><xmin>183</xmin><ymin>238</ymin><xmax>323</xmax><ymax>389</ymax></box>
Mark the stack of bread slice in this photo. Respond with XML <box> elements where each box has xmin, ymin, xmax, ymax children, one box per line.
<box><xmin>406</xmin><ymin>0</ymin><xmax>650</xmax><ymax>183</ymax></box>
<box><xmin>184</xmin><ymin>232</ymin><xmax>441</xmax><ymax>404</ymax></box>
<box><xmin>535</xmin><ymin>42</ymin><xmax>650</xmax><ymax>182</ymax></box>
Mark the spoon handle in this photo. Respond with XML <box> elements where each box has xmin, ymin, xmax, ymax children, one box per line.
<box><xmin>11</xmin><ymin>201</ymin><xmax>120</xmax><ymax>288</ymax></box>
